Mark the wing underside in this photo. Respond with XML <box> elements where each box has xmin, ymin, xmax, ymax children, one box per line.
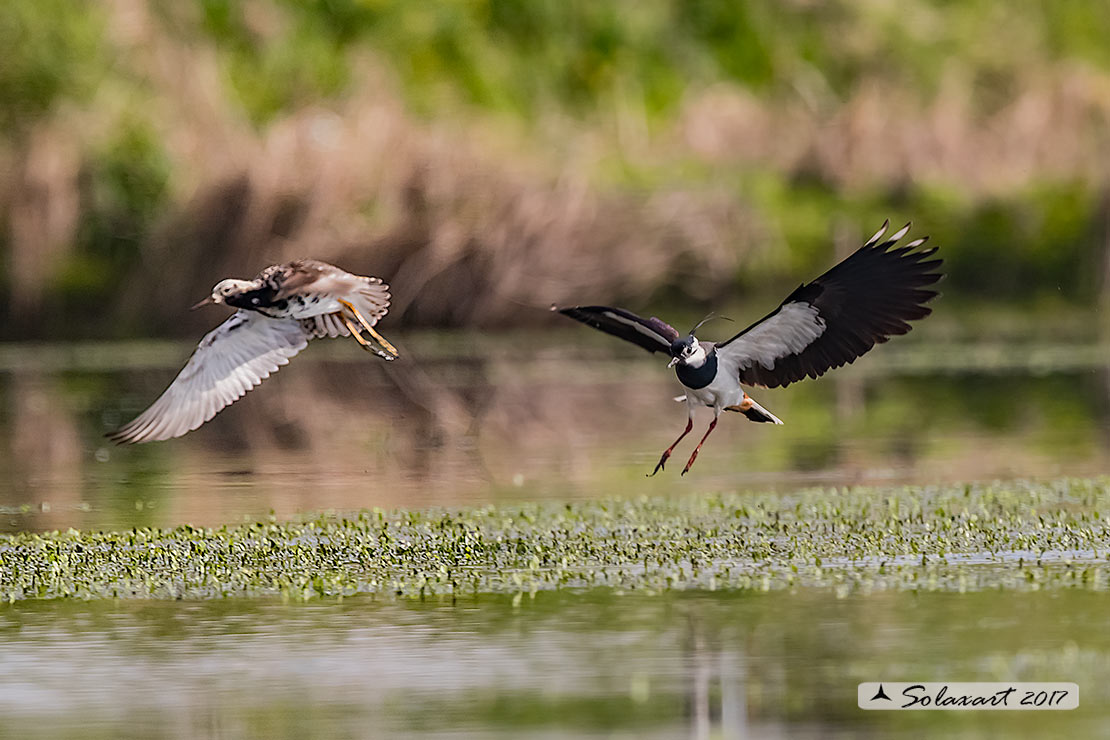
<box><xmin>108</xmin><ymin>311</ymin><xmax>312</xmax><ymax>443</ymax></box>
<box><xmin>556</xmin><ymin>305</ymin><xmax>680</xmax><ymax>354</ymax></box>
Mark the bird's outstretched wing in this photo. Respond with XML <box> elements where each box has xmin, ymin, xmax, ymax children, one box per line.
<box><xmin>555</xmin><ymin>305</ymin><xmax>680</xmax><ymax>353</ymax></box>
<box><xmin>716</xmin><ymin>222</ymin><xmax>942</xmax><ymax>388</ymax></box>
<box><xmin>108</xmin><ymin>311</ymin><xmax>312</xmax><ymax>443</ymax></box>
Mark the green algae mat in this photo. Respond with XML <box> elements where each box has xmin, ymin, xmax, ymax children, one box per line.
<box><xmin>3</xmin><ymin>478</ymin><xmax>1109</xmax><ymax>601</ymax></box>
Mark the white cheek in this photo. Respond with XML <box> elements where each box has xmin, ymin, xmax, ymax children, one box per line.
<box><xmin>685</xmin><ymin>345</ymin><xmax>708</xmax><ymax>367</ymax></box>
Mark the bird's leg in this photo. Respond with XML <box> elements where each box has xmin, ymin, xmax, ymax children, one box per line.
<box><xmin>340</xmin><ymin>314</ymin><xmax>395</xmax><ymax>361</ymax></box>
<box><xmin>681</xmin><ymin>417</ymin><xmax>719</xmax><ymax>476</ymax></box>
<box><xmin>339</xmin><ymin>314</ymin><xmax>375</xmax><ymax>349</ymax></box>
<box><xmin>649</xmin><ymin>417</ymin><xmax>694</xmax><ymax>477</ymax></box>
<box><xmin>338</xmin><ymin>299</ymin><xmax>398</xmax><ymax>358</ymax></box>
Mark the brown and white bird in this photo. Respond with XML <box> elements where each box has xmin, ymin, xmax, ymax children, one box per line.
<box><xmin>109</xmin><ymin>259</ymin><xmax>398</xmax><ymax>444</ymax></box>
<box><xmin>556</xmin><ymin>221</ymin><xmax>943</xmax><ymax>475</ymax></box>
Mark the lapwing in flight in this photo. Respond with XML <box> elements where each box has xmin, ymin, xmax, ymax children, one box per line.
<box><xmin>109</xmin><ymin>259</ymin><xmax>398</xmax><ymax>444</ymax></box>
<box><xmin>556</xmin><ymin>221</ymin><xmax>942</xmax><ymax>475</ymax></box>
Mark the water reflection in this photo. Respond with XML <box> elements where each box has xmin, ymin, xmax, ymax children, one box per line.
<box><xmin>0</xmin><ymin>591</ymin><xmax>1106</xmax><ymax>739</ymax></box>
<box><xmin>3</xmin><ymin>337</ymin><xmax>1110</xmax><ymax>532</ymax></box>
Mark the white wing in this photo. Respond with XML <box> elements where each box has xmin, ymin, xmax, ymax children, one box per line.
<box><xmin>109</xmin><ymin>311</ymin><xmax>313</xmax><ymax>443</ymax></box>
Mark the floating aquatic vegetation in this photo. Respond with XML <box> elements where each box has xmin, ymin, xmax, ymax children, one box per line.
<box><xmin>2</xmin><ymin>478</ymin><xmax>1110</xmax><ymax>601</ymax></box>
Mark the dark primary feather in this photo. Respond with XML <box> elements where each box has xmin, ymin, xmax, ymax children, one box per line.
<box><xmin>556</xmin><ymin>306</ymin><xmax>680</xmax><ymax>353</ymax></box>
<box><xmin>718</xmin><ymin>223</ymin><xmax>942</xmax><ymax>388</ymax></box>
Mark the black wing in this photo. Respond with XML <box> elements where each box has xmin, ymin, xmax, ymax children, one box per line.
<box><xmin>555</xmin><ymin>305</ymin><xmax>680</xmax><ymax>354</ymax></box>
<box><xmin>716</xmin><ymin>222</ymin><xmax>942</xmax><ymax>388</ymax></box>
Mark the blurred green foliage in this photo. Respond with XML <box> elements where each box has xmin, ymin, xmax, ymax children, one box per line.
<box><xmin>0</xmin><ymin>0</ymin><xmax>107</xmax><ymax>130</ymax></box>
<box><xmin>60</xmin><ymin>118</ymin><xmax>171</xmax><ymax>311</ymax></box>
<box><xmin>11</xmin><ymin>0</ymin><xmax>1110</xmax><ymax>149</ymax></box>
<box><xmin>742</xmin><ymin>179</ymin><xmax>1104</xmax><ymax>305</ymax></box>
<box><xmin>191</xmin><ymin>0</ymin><xmax>1110</xmax><ymax>122</ymax></box>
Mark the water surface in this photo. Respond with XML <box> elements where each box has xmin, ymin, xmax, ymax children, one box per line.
<box><xmin>2</xmin><ymin>336</ymin><xmax>1109</xmax><ymax>736</ymax></box>
<box><xmin>0</xmin><ymin>590</ymin><xmax>1106</xmax><ymax>739</ymax></box>
<box><xmin>3</xmin><ymin>335</ymin><xmax>1110</xmax><ymax>532</ymax></box>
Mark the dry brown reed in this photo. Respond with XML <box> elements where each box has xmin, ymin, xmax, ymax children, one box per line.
<box><xmin>677</xmin><ymin>66</ymin><xmax>1110</xmax><ymax>193</ymax></box>
<box><xmin>5</xmin><ymin>1</ymin><xmax>1110</xmax><ymax>335</ymax></box>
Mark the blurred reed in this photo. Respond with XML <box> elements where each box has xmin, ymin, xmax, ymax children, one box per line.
<box><xmin>3</xmin><ymin>1</ymin><xmax>1110</xmax><ymax>338</ymax></box>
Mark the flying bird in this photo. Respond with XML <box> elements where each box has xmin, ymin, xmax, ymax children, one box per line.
<box><xmin>556</xmin><ymin>221</ymin><xmax>942</xmax><ymax>475</ymax></box>
<box><xmin>109</xmin><ymin>259</ymin><xmax>398</xmax><ymax>444</ymax></box>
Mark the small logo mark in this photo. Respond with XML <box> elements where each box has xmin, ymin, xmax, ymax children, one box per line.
<box><xmin>870</xmin><ymin>684</ymin><xmax>892</xmax><ymax>702</ymax></box>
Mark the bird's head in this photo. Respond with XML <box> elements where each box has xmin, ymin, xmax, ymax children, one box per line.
<box><xmin>191</xmin><ymin>279</ymin><xmax>257</xmax><ymax>310</ymax></box>
<box><xmin>668</xmin><ymin>335</ymin><xmax>705</xmax><ymax>368</ymax></box>
<box><xmin>667</xmin><ymin>313</ymin><xmax>728</xmax><ymax>367</ymax></box>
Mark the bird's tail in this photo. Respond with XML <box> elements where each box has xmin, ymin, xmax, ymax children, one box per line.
<box><xmin>338</xmin><ymin>279</ymin><xmax>398</xmax><ymax>360</ymax></box>
<box><xmin>727</xmin><ymin>394</ymin><xmax>784</xmax><ymax>425</ymax></box>
<box><xmin>350</xmin><ymin>278</ymin><xmax>392</xmax><ymax>326</ymax></box>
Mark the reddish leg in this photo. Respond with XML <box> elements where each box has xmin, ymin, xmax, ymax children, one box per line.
<box><xmin>649</xmin><ymin>417</ymin><xmax>694</xmax><ymax>476</ymax></box>
<box><xmin>681</xmin><ymin>417</ymin><xmax>719</xmax><ymax>476</ymax></box>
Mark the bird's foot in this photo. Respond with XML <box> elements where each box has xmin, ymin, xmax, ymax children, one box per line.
<box><xmin>650</xmin><ymin>419</ymin><xmax>695</xmax><ymax>476</ymax></box>
<box><xmin>364</xmin><ymin>325</ymin><xmax>398</xmax><ymax>358</ymax></box>
<box><xmin>341</xmin><ymin>314</ymin><xmax>396</xmax><ymax>361</ymax></box>
<box><xmin>365</xmin><ymin>344</ymin><xmax>396</xmax><ymax>361</ymax></box>
<box><xmin>681</xmin><ymin>451</ymin><xmax>700</xmax><ymax>476</ymax></box>
<box><xmin>340</xmin><ymin>299</ymin><xmax>398</xmax><ymax>358</ymax></box>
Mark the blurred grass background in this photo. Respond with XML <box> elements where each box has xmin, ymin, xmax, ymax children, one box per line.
<box><xmin>3</xmin><ymin>0</ymin><xmax>1110</xmax><ymax>339</ymax></box>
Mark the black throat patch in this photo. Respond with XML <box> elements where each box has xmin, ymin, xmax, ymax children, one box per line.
<box><xmin>225</xmin><ymin>286</ymin><xmax>287</xmax><ymax>313</ymax></box>
<box><xmin>675</xmin><ymin>350</ymin><xmax>718</xmax><ymax>390</ymax></box>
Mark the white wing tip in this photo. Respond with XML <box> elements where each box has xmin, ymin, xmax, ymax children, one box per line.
<box><xmin>864</xmin><ymin>219</ymin><xmax>890</xmax><ymax>247</ymax></box>
<box><xmin>889</xmin><ymin>222</ymin><xmax>912</xmax><ymax>243</ymax></box>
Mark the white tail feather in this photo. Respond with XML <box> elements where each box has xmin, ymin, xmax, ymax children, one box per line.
<box><xmin>350</xmin><ymin>279</ymin><xmax>391</xmax><ymax>326</ymax></box>
<box><xmin>745</xmin><ymin>397</ymin><xmax>784</xmax><ymax>425</ymax></box>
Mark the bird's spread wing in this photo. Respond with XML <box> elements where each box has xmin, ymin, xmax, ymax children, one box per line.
<box><xmin>108</xmin><ymin>311</ymin><xmax>312</xmax><ymax>443</ymax></box>
<box><xmin>716</xmin><ymin>222</ymin><xmax>942</xmax><ymax>388</ymax></box>
<box><xmin>556</xmin><ymin>305</ymin><xmax>680</xmax><ymax>353</ymax></box>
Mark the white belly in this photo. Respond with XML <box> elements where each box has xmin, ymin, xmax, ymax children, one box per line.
<box><xmin>685</xmin><ymin>372</ymin><xmax>743</xmax><ymax>411</ymax></box>
<box><xmin>290</xmin><ymin>295</ymin><xmax>344</xmax><ymax>318</ymax></box>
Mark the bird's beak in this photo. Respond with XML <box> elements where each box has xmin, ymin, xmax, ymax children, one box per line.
<box><xmin>190</xmin><ymin>296</ymin><xmax>215</xmax><ymax>311</ymax></box>
<box><xmin>668</xmin><ymin>357</ymin><xmax>680</xmax><ymax>368</ymax></box>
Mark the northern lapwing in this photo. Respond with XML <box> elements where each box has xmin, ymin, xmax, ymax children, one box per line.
<box><xmin>109</xmin><ymin>259</ymin><xmax>398</xmax><ymax>444</ymax></box>
<box><xmin>556</xmin><ymin>221</ymin><xmax>942</xmax><ymax>475</ymax></box>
